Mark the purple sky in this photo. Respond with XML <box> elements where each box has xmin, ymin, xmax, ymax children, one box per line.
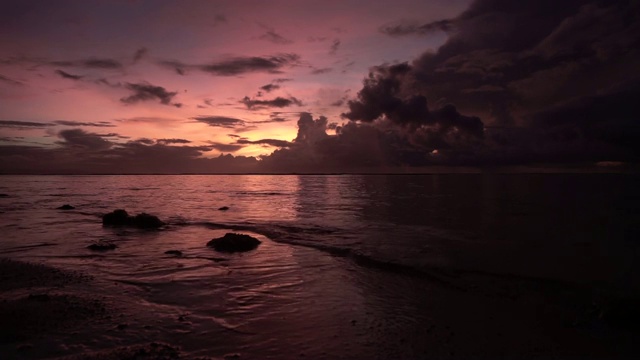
<box><xmin>1</xmin><ymin>0</ymin><xmax>639</xmax><ymax>173</ymax></box>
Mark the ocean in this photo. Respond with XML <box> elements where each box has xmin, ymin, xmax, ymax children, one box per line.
<box><xmin>1</xmin><ymin>174</ymin><xmax>639</xmax><ymax>359</ymax></box>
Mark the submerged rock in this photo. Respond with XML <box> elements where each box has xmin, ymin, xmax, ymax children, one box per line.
<box><xmin>102</xmin><ymin>209</ymin><xmax>165</xmax><ymax>229</ymax></box>
<box><xmin>218</xmin><ymin>206</ymin><xmax>230</xmax><ymax>211</ymax></box>
<box><xmin>87</xmin><ymin>243</ymin><xmax>117</xmax><ymax>251</ymax></box>
<box><xmin>57</xmin><ymin>204</ymin><xmax>75</xmax><ymax>210</ymax></box>
<box><xmin>207</xmin><ymin>233</ymin><xmax>261</xmax><ymax>252</ymax></box>
<box><xmin>164</xmin><ymin>250</ymin><xmax>183</xmax><ymax>256</ymax></box>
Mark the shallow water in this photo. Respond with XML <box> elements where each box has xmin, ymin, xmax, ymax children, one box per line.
<box><xmin>1</xmin><ymin>174</ymin><xmax>639</xmax><ymax>358</ymax></box>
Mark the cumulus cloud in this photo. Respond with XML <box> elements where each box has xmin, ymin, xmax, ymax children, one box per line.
<box><xmin>332</xmin><ymin>0</ymin><xmax>640</xmax><ymax>165</ymax></box>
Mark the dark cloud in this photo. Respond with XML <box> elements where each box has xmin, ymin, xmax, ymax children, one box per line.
<box><xmin>133</xmin><ymin>138</ymin><xmax>155</xmax><ymax>145</ymax></box>
<box><xmin>259</xmin><ymin>30</ymin><xmax>294</xmax><ymax>44</ymax></box>
<box><xmin>311</xmin><ymin>67</ymin><xmax>332</xmax><ymax>75</ymax></box>
<box><xmin>331</xmin><ymin>0</ymin><xmax>640</xmax><ymax>166</ymax></box>
<box><xmin>200</xmin><ymin>54</ymin><xmax>300</xmax><ymax>76</ymax></box>
<box><xmin>0</xmin><ymin>120</ymin><xmax>54</xmax><ymax>129</ymax></box>
<box><xmin>260</xmin><ymin>84</ymin><xmax>280</xmax><ymax>92</ymax></box>
<box><xmin>57</xmin><ymin>129</ymin><xmax>113</xmax><ymax>151</ymax></box>
<box><xmin>55</xmin><ymin>70</ymin><xmax>83</xmax><ymax>80</ymax></box>
<box><xmin>236</xmin><ymin>138</ymin><xmax>292</xmax><ymax>148</ymax></box>
<box><xmin>94</xmin><ymin>133</ymin><xmax>124</xmax><ymax>138</ymax></box>
<box><xmin>273</xmin><ymin>78</ymin><xmax>292</xmax><ymax>83</ymax></box>
<box><xmin>192</xmin><ymin>116</ymin><xmax>245</xmax><ymax>128</ymax></box>
<box><xmin>329</xmin><ymin>39</ymin><xmax>341</xmax><ymax>54</ymax></box>
<box><xmin>82</xmin><ymin>58</ymin><xmax>122</xmax><ymax>69</ymax></box>
<box><xmin>206</xmin><ymin>142</ymin><xmax>245</xmax><ymax>152</ymax></box>
<box><xmin>54</xmin><ymin>120</ymin><xmax>115</xmax><ymax>127</ymax></box>
<box><xmin>240</xmin><ymin>96</ymin><xmax>303</xmax><ymax>110</ymax></box>
<box><xmin>51</xmin><ymin>58</ymin><xmax>123</xmax><ymax>70</ymax></box>
<box><xmin>0</xmin><ymin>137</ymin><xmax>259</xmax><ymax>175</ymax></box>
<box><xmin>120</xmin><ymin>82</ymin><xmax>180</xmax><ymax>107</ymax></box>
<box><xmin>250</xmin><ymin>114</ymin><xmax>289</xmax><ymax>124</ymax></box>
<box><xmin>133</xmin><ymin>47</ymin><xmax>148</xmax><ymax>63</ymax></box>
<box><xmin>157</xmin><ymin>138</ymin><xmax>191</xmax><ymax>144</ymax></box>
<box><xmin>159</xmin><ymin>54</ymin><xmax>300</xmax><ymax>76</ymax></box>
<box><xmin>343</xmin><ymin>62</ymin><xmax>483</xmax><ymax>139</ymax></box>
<box><xmin>380</xmin><ymin>19</ymin><xmax>455</xmax><ymax>37</ymax></box>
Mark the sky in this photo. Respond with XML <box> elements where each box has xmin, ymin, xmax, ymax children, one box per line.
<box><xmin>0</xmin><ymin>0</ymin><xmax>638</xmax><ymax>174</ymax></box>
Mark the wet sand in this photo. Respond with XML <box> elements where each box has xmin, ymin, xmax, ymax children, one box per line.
<box><xmin>1</xmin><ymin>254</ymin><xmax>639</xmax><ymax>359</ymax></box>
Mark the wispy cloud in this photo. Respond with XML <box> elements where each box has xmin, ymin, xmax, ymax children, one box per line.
<box><xmin>55</xmin><ymin>70</ymin><xmax>83</xmax><ymax>80</ymax></box>
<box><xmin>51</xmin><ymin>58</ymin><xmax>124</xmax><ymax>69</ymax></box>
<box><xmin>0</xmin><ymin>120</ymin><xmax>54</xmax><ymax>129</ymax></box>
<box><xmin>259</xmin><ymin>30</ymin><xmax>294</xmax><ymax>44</ymax></box>
<box><xmin>192</xmin><ymin>116</ymin><xmax>246</xmax><ymax>128</ymax></box>
<box><xmin>0</xmin><ymin>74</ymin><xmax>24</xmax><ymax>86</ymax></box>
<box><xmin>159</xmin><ymin>54</ymin><xmax>300</xmax><ymax>76</ymax></box>
<box><xmin>240</xmin><ymin>96</ymin><xmax>302</xmax><ymax>110</ymax></box>
<box><xmin>120</xmin><ymin>82</ymin><xmax>181</xmax><ymax>107</ymax></box>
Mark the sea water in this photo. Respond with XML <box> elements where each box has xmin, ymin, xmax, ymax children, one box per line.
<box><xmin>0</xmin><ymin>174</ymin><xmax>638</xmax><ymax>358</ymax></box>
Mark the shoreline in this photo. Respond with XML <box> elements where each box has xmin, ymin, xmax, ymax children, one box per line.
<box><xmin>2</xmin><ymin>254</ymin><xmax>639</xmax><ymax>359</ymax></box>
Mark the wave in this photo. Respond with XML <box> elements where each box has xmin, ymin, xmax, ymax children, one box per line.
<box><xmin>174</xmin><ymin>220</ymin><xmax>465</xmax><ymax>287</ymax></box>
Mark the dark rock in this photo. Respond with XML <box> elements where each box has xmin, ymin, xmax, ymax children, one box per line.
<box><xmin>133</xmin><ymin>213</ymin><xmax>165</xmax><ymax>228</ymax></box>
<box><xmin>102</xmin><ymin>209</ymin><xmax>130</xmax><ymax>226</ymax></box>
<box><xmin>164</xmin><ymin>250</ymin><xmax>183</xmax><ymax>256</ymax></box>
<box><xmin>218</xmin><ymin>206</ymin><xmax>230</xmax><ymax>211</ymax></box>
<box><xmin>102</xmin><ymin>209</ymin><xmax>164</xmax><ymax>229</ymax></box>
<box><xmin>207</xmin><ymin>233</ymin><xmax>261</xmax><ymax>252</ymax></box>
<box><xmin>57</xmin><ymin>204</ymin><xmax>75</xmax><ymax>210</ymax></box>
<box><xmin>87</xmin><ymin>243</ymin><xmax>117</xmax><ymax>251</ymax></box>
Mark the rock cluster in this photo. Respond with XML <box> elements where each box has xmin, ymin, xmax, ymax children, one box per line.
<box><xmin>102</xmin><ymin>209</ymin><xmax>165</xmax><ymax>229</ymax></box>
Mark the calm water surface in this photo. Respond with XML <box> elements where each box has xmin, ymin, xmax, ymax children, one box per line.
<box><xmin>0</xmin><ymin>174</ymin><xmax>639</xmax><ymax>358</ymax></box>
